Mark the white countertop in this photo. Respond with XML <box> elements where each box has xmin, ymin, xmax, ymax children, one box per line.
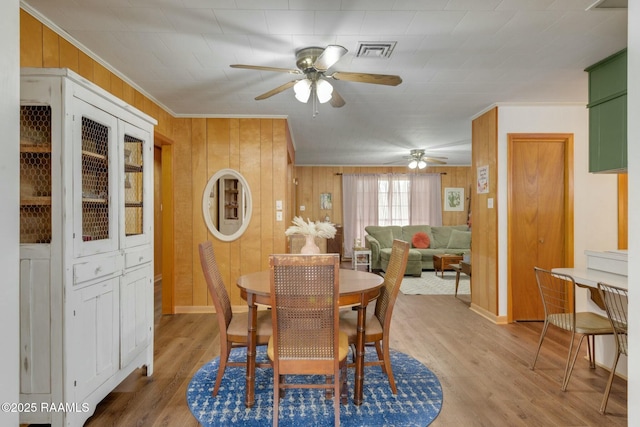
<box><xmin>585</xmin><ymin>249</ymin><xmax>628</xmax><ymax>259</ymax></box>
<box><xmin>552</xmin><ymin>267</ymin><xmax>628</xmax><ymax>289</ymax></box>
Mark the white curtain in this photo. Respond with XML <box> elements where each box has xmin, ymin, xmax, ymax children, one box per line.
<box><xmin>409</xmin><ymin>173</ymin><xmax>443</xmax><ymax>225</ymax></box>
<box><xmin>378</xmin><ymin>174</ymin><xmax>411</xmax><ymax>226</ymax></box>
<box><xmin>342</xmin><ymin>174</ymin><xmax>378</xmax><ymax>259</ymax></box>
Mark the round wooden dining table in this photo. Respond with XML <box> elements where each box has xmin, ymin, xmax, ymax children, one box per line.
<box><xmin>237</xmin><ymin>268</ymin><xmax>384</xmax><ymax>408</ymax></box>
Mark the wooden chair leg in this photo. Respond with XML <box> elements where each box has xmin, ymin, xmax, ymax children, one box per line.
<box><xmin>381</xmin><ymin>342</ymin><xmax>397</xmax><ymax>394</ymax></box>
<box><xmin>340</xmin><ymin>363</ymin><xmax>348</xmax><ymax>405</ymax></box>
<box><xmin>273</xmin><ymin>374</ymin><xmax>280</xmax><ymax>427</ymax></box>
<box><xmin>325</xmin><ymin>375</ymin><xmax>332</xmax><ymax>399</ymax></box>
<box><xmin>279</xmin><ymin>375</ymin><xmax>286</xmax><ymax>399</ymax></box>
<box><xmin>212</xmin><ymin>344</ymin><xmax>231</xmax><ymax>396</ymax></box>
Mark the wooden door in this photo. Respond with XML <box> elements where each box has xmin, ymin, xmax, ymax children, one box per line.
<box><xmin>508</xmin><ymin>134</ymin><xmax>573</xmax><ymax>321</ymax></box>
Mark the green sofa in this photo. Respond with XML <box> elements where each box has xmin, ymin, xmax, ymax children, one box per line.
<box><xmin>364</xmin><ymin>225</ymin><xmax>471</xmax><ymax>276</ymax></box>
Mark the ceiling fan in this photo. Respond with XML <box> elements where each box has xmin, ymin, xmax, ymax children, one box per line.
<box><xmin>230</xmin><ymin>45</ymin><xmax>402</xmax><ymax>108</ymax></box>
<box><xmin>404</xmin><ymin>149</ymin><xmax>448</xmax><ymax>169</ymax></box>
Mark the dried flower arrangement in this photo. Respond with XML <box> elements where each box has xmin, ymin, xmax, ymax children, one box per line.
<box><xmin>284</xmin><ymin>216</ymin><xmax>337</xmax><ymax>239</ymax></box>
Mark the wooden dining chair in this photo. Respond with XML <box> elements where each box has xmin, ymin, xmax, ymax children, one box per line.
<box><xmin>268</xmin><ymin>253</ymin><xmax>348</xmax><ymax>427</ymax></box>
<box><xmin>530</xmin><ymin>267</ymin><xmax>613</xmax><ymax>391</ymax></box>
<box><xmin>339</xmin><ymin>239</ymin><xmax>409</xmax><ymax>394</ymax></box>
<box><xmin>597</xmin><ymin>282</ymin><xmax>628</xmax><ymax>414</ymax></box>
<box><xmin>198</xmin><ymin>241</ymin><xmax>272</xmax><ymax>397</ymax></box>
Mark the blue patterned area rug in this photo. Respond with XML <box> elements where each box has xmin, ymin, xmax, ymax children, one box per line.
<box><xmin>187</xmin><ymin>347</ymin><xmax>442</xmax><ymax>427</ymax></box>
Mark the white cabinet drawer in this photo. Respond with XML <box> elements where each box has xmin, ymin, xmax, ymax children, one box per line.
<box><xmin>74</xmin><ymin>256</ymin><xmax>119</xmax><ymax>285</ymax></box>
<box><xmin>125</xmin><ymin>247</ymin><xmax>152</xmax><ymax>269</ymax></box>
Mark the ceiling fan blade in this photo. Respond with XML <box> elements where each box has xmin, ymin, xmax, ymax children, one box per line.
<box><xmin>230</xmin><ymin>64</ymin><xmax>301</xmax><ymax>74</ymax></box>
<box><xmin>331</xmin><ymin>71</ymin><xmax>402</xmax><ymax>86</ymax></box>
<box><xmin>329</xmin><ymin>88</ymin><xmax>345</xmax><ymax>108</ymax></box>
<box><xmin>255</xmin><ymin>80</ymin><xmax>299</xmax><ymax>100</ymax></box>
<box><xmin>424</xmin><ymin>157</ymin><xmax>447</xmax><ymax>165</ymax></box>
<box><xmin>313</xmin><ymin>45</ymin><xmax>348</xmax><ymax>72</ymax></box>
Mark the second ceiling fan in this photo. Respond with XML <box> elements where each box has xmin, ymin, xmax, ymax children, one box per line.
<box><xmin>405</xmin><ymin>149</ymin><xmax>447</xmax><ymax>169</ymax></box>
<box><xmin>230</xmin><ymin>45</ymin><xmax>402</xmax><ymax>108</ymax></box>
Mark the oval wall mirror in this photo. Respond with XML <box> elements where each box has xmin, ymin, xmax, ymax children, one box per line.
<box><xmin>202</xmin><ymin>168</ymin><xmax>253</xmax><ymax>242</ymax></box>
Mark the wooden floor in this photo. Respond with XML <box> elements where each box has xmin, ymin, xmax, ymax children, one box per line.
<box><xmin>83</xmin><ymin>274</ymin><xmax>627</xmax><ymax>427</ymax></box>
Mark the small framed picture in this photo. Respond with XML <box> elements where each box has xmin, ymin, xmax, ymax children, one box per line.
<box><xmin>444</xmin><ymin>187</ymin><xmax>464</xmax><ymax>211</ymax></box>
<box><xmin>477</xmin><ymin>165</ymin><xmax>489</xmax><ymax>194</ymax></box>
<box><xmin>320</xmin><ymin>193</ymin><xmax>332</xmax><ymax>210</ymax></box>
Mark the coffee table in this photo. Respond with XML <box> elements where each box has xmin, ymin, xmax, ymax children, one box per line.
<box><xmin>433</xmin><ymin>254</ymin><xmax>464</xmax><ymax>277</ymax></box>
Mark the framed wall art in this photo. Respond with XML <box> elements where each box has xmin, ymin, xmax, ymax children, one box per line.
<box><xmin>444</xmin><ymin>187</ymin><xmax>464</xmax><ymax>211</ymax></box>
<box><xmin>320</xmin><ymin>192</ymin><xmax>332</xmax><ymax>210</ymax></box>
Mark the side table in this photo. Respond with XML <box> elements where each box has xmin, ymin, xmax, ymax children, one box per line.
<box><xmin>352</xmin><ymin>248</ymin><xmax>372</xmax><ymax>271</ymax></box>
<box><xmin>450</xmin><ymin>261</ymin><xmax>472</xmax><ymax>297</ymax></box>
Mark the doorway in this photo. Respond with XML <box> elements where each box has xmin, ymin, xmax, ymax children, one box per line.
<box><xmin>154</xmin><ymin>132</ymin><xmax>174</xmax><ymax>314</ymax></box>
<box><xmin>507</xmin><ymin>134</ymin><xmax>574</xmax><ymax>321</ymax></box>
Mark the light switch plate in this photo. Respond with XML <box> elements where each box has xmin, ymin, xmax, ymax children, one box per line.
<box><xmin>276</xmin><ymin>211</ymin><xmax>283</xmax><ymax>221</ymax></box>
<box><xmin>300</xmin><ymin>205</ymin><xmax>305</xmax><ymax>211</ymax></box>
<box><xmin>275</xmin><ymin>200</ymin><xmax>282</xmax><ymax>210</ymax></box>
<box><xmin>488</xmin><ymin>198</ymin><xmax>494</xmax><ymax>208</ymax></box>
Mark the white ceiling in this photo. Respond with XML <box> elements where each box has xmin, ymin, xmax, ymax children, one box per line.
<box><xmin>22</xmin><ymin>0</ymin><xmax>627</xmax><ymax>167</ymax></box>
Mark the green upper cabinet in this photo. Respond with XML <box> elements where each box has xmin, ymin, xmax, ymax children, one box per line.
<box><xmin>585</xmin><ymin>48</ymin><xmax>627</xmax><ymax>173</ymax></box>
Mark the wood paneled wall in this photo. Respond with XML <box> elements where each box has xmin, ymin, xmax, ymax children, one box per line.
<box><xmin>471</xmin><ymin>108</ymin><xmax>499</xmax><ymax>318</ymax></box>
<box><xmin>20</xmin><ymin>10</ymin><xmax>174</xmax><ymax>136</ymax></box>
<box><xmin>20</xmin><ymin>9</ymin><xmax>292</xmax><ymax>311</ymax></box>
<box><xmin>294</xmin><ymin>166</ymin><xmax>473</xmax><ymax>227</ymax></box>
<box><xmin>173</xmin><ymin>118</ymin><xmax>291</xmax><ymax>310</ymax></box>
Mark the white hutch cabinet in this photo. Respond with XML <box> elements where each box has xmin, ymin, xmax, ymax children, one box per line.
<box><xmin>19</xmin><ymin>68</ymin><xmax>155</xmax><ymax>427</ymax></box>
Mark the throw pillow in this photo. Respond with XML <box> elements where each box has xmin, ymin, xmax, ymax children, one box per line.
<box><xmin>368</xmin><ymin>228</ymin><xmax>394</xmax><ymax>249</ymax></box>
<box><xmin>412</xmin><ymin>232</ymin><xmax>430</xmax><ymax>249</ymax></box>
<box><xmin>447</xmin><ymin>229</ymin><xmax>471</xmax><ymax>249</ymax></box>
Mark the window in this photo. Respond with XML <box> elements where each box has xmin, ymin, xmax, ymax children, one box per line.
<box><xmin>378</xmin><ymin>176</ymin><xmax>410</xmax><ymax>226</ymax></box>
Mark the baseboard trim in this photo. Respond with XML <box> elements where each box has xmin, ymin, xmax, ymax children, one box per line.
<box><xmin>469</xmin><ymin>303</ymin><xmax>508</xmax><ymax>324</ymax></box>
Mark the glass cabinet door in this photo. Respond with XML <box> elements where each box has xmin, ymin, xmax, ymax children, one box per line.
<box><xmin>73</xmin><ymin>98</ymin><xmax>119</xmax><ymax>257</ymax></box>
<box><xmin>120</xmin><ymin>121</ymin><xmax>152</xmax><ymax>248</ymax></box>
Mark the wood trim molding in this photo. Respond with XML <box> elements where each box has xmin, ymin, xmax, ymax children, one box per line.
<box><xmin>618</xmin><ymin>173</ymin><xmax>628</xmax><ymax>249</ymax></box>
<box><xmin>470</xmin><ymin>304</ymin><xmax>509</xmax><ymax>325</ymax></box>
<box><xmin>155</xmin><ymin>131</ymin><xmax>175</xmax><ymax>314</ymax></box>
<box><xmin>154</xmin><ymin>131</ymin><xmax>173</xmax><ymax>147</ymax></box>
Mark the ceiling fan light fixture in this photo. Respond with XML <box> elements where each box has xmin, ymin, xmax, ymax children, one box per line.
<box><xmin>408</xmin><ymin>160</ymin><xmax>418</xmax><ymax>169</ymax></box>
<box><xmin>294</xmin><ymin>79</ymin><xmax>312</xmax><ymax>103</ymax></box>
<box><xmin>315</xmin><ymin>79</ymin><xmax>333</xmax><ymax>103</ymax></box>
<box><xmin>418</xmin><ymin>160</ymin><xmax>427</xmax><ymax>169</ymax></box>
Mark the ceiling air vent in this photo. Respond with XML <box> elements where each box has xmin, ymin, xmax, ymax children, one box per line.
<box><xmin>355</xmin><ymin>42</ymin><xmax>397</xmax><ymax>59</ymax></box>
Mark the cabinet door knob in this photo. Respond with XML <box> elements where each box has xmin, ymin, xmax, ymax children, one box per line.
<box><xmin>539</xmin><ymin>238</ymin><xmax>544</xmax><ymax>244</ymax></box>
<box><xmin>95</xmin><ymin>266</ymin><xmax>102</xmax><ymax>275</ymax></box>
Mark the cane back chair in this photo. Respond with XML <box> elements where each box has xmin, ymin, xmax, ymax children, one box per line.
<box><xmin>198</xmin><ymin>241</ymin><xmax>272</xmax><ymax>396</ymax></box>
<box><xmin>339</xmin><ymin>239</ymin><xmax>409</xmax><ymax>394</ymax></box>
<box><xmin>267</xmin><ymin>253</ymin><xmax>348</xmax><ymax>427</ymax></box>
